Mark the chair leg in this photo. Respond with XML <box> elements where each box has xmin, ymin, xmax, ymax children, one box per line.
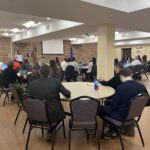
<box><xmin>101</xmin><ymin>121</ymin><xmax>105</xmax><ymax>139</ymax></box>
<box><xmin>14</xmin><ymin>107</ymin><xmax>21</xmax><ymax>125</ymax></box>
<box><xmin>85</xmin><ymin>129</ymin><xmax>89</xmax><ymax>141</ymax></box>
<box><xmin>136</xmin><ymin>122</ymin><xmax>145</xmax><ymax>146</ymax></box>
<box><xmin>0</xmin><ymin>91</ymin><xmax>3</xmax><ymax>97</ymax></box>
<box><xmin>3</xmin><ymin>93</ymin><xmax>8</xmax><ymax>107</ymax></box>
<box><xmin>51</xmin><ymin>131</ymin><xmax>56</xmax><ymax>150</ymax></box>
<box><xmin>116</xmin><ymin>129</ymin><xmax>125</xmax><ymax>150</ymax></box>
<box><xmin>144</xmin><ymin>73</ymin><xmax>148</xmax><ymax>80</ymax></box>
<box><xmin>62</xmin><ymin>121</ymin><xmax>66</xmax><ymax>138</ymax></box>
<box><xmin>25</xmin><ymin>125</ymin><xmax>32</xmax><ymax>150</ymax></box>
<box><xmin>97</xmin><ymin>129</ymin><xmax>100</xmax><ymax>150</ymax></box>
<box><xmin>68</xmin><ymin>129</ymin><xmax>71</xmax><ymax>150</ymax></box>
<box><xmin>94</xmin><ymin>128</ymin><xmax>97</xmax><ymax>138</ymax></box>
<box><xmin>41</xmin><ymin>127</ymin><xmax>44</xmax><ymax>135</ymax></box>
<box><xmin>23</xmin><ymin>118</ymin><xmax>28</xmax><ymax>133</ymax></box>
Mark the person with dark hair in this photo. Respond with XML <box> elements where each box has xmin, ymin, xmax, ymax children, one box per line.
<box><xmin>22</xmin><ymin>58</ymin><xmax>33</xmax><ymax>71</ymax></box>
<box><xmin>120</xmin><ymin>55</ymin><xmax>127</xmax><ymax>65</ymax></box>
<box><xmin>98</xmin><ymin>68</ymin><xmax>148</xmax><ymax>138</ymax></box>
<box><xmin>14</xmin><ymin>50</ymin><xmax>23</xmax><ymax>64</ymax></box>
<box><xmin>55</xmin><ymin>57</ymin><xmax>60</xmax><ymax>66</ymax></box>
<box><xmin>100</xmin><ymin>63</ymin><xmax>123</xmax><ymax>90</ymax></box>
<box><xmin>142</xmin><ymin>55</ymin><xmax>147</xmax><ymax>63</ymax></box>
<box><xmin>86</xmin><ymin>57</ymin><xmax>97</xmax><ymax>81</ymax></box>
<box><xmin>131</xmin><ymin>56</ymin><xmax>141</xmax><ymax>66</ymax></box>
<box><xmin>49</xmin><ymin>60</ymin><xmax>62</xmax><ymax>82</ymax></box>
<box><xmin>2</xmin><ymin>61</ymin><xmax>18</xmax><ymax>88</ymax></box>
<box><xmin>61</xmin><ymin>58</ymin><xmax>69</xmax><ymax>81</ymax></box>
<box><xmin>137</xmin><ymin>55</ymin><xmax>142</xmax><ymax>62</ymax></box>
<box><xmin>124</xmin><ymin>57</ymin><xmax>132</xmax><ymax>68</ymax></box>
<box><xmin>114</xmin><ymin>58</ymin><xmax>119</xmax><ymax>65</ymax></box>
<box><xmin>28</xmin><ymin>65</ymin><xmax>71</xmax><ymax>123</ymax></box>
<box><xmin>61</xmin><ymin>58</ymin><xmax>69</xmax><ymax>72</ymax></box>
<box><xmin>39</xmin><ymin>56</ymin><xmax>47</xmax><ymax>67</ymax></box>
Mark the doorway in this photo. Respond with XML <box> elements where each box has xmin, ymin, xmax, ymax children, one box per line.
<box><xmin>122</xmin><ymin>48</ymin><xmax>132</xmax><ymax>58</ymax></box>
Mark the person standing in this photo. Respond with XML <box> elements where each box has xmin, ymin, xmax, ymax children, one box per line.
<box><xmin>50</xmin><ymin>60</ymin><xmax>62</xmax><ymax>82</ymax></box>
<box><xmin>14</xmin><ymin>50</ymin><xmax>23</xmax><ymax>64</ymax></box>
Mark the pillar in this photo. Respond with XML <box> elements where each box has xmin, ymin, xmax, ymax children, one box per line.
<box><xmin>97</xmin><ymin>25</ymin><xmax>115</xmax><ymax>80</ymax></box>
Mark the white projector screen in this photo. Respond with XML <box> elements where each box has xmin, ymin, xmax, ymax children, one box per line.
<box><xmin>42</xmin><ymin>39</ymin><xmax>64</xmax><ymax>54</ymax></box>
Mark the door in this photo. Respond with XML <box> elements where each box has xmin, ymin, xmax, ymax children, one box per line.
<box><xmin>122</xmin><ymin>48</ymin><xmax>131</xmax><ymax>58</ymax></box>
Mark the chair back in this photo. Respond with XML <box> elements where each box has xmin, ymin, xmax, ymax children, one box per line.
<box><xmin>9</xmin><ymin>84</ymin><xmax>22</xmax><ymax>106</ymax></box>
<box><xmin>126</xmin><ymin>93</ymin><xmax>149</xmax><ymax>120</ymax></box>
<box><xmin>70</xmin><ymin>96</ymin><xmax>99</xmax><ymax>128</ymax></box>
<box><xmin>23</xmin><ymin>97</ymin><xmax>48</xmax><ymax>123</ymax></box>
<box><xmin>131</xmin><ymin>65</ymin><xmax>146</xmax><ymax>73</ymax></box>
<box><xmin>65</xmin><ymin>65</ymin><xmax>76</xmax><ymax>81</ymax></box>
<box><xmin>27</xmin><ymin>73</ymin><xmax>40</xmax><ymax>83</ymax></box>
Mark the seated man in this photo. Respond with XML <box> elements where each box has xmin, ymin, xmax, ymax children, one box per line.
<box><xmin>28</xmin><ymin>65</ymin><xmax>71</xmax><ymax>123</ymax></box>
<box><xmin>98</xmin><ymin>68</ymin><xmax>148</xmax><ymax>138</ymax></box>
<box><xmin>100</xmin><ymin>63</ymin><xmax>123</xmax><ymax>90</ymax></box>
<box><xmin>2</xmin><ymin>61</ymin><xmax>18</xmax><ymax>88</ymax></box>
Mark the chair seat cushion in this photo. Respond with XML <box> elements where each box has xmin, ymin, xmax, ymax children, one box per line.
<box><xmin>69</xmin><ymin>119</ymin><xmax>96</xmax><ymax>129</ymax></box>
<box><xmin>105</xmin><ymin>116</ymin><xmax>123</xmax><ymax>127</ymax></box>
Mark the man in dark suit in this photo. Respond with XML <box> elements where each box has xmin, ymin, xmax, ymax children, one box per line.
<box><xmin>28</xmin><ymin>65</ymin><xmax>71</xmax><ymax>123</ymax></box>
<box><xmin>98</xmin><ymin>68</ymin><xmax>148</xmax><ymax>138</ymax></box>
<box><xmin>100</xmin><ymin>63</ymin><xmax>123</xmax><ymax>90</ymax></box>
<box><xmin>2</xmin><ymin>61</ymin><xmax>18</xmax><ymax>88</ymax></box>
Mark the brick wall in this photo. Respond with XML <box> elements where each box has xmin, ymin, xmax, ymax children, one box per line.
<box><xmin>0</xmin><ymin>37</ymin><xmax>11</xmax><ymax>63</ymax></box>
<box><xmin>0</xmin><ymin>38</ymin><xmax>97</xmax><ymax>64</ymax></box>
<box><xmin>13</xmin><ymin>40</ymin><xmax>97</xmax><ymax>64</ymax></box>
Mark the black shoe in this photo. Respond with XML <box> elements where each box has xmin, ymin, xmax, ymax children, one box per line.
<box><xmin>103</xmin><ymin>130</ymin><xmax>117</xmax><ymax>139</ymax></box>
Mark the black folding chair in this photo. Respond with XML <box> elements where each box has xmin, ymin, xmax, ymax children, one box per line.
<box><xmin>69</xmin><ymin>96</ymin><xmax>100</xmax><ymax>150</ymax></box>
<box><xmin>23</xmin><ymin>97</ymin><xmax>66</xmax><ymax>150</ymax></box>
<box><xmin>101</xmin><ymin>93</ymin><xmax>150</xmax><ymax>150</ymax></box>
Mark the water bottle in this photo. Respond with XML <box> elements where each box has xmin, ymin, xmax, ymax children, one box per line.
<box><xmin>94</xmin><ymin>79</ymin><xmax>99</xmax><ymax>91</ymax></box>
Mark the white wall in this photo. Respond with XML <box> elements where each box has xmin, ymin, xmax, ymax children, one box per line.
<box><xmin>42</xmin><ymin>39</ymin><xmax>64</xmax><ymax>54</ymax></box>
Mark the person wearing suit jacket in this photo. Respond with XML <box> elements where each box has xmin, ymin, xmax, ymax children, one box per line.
<box><xmin>98</xmin><ymin>68</ymin><xmax>148</xmax><ymax>138</ymax></box>
<box><xmin>100</xmin><ymin>63</ymin><xmax>123</xmax><ymax>90</ymax></box>
<box><xmin>28</xmin><ymin>65</ymin><xmax>71</xmax><ymax>123</ymax></box>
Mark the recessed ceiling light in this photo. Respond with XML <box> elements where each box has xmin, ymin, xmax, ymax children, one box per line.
<box><xmin>37</xmin><ymin>22</ymin><xmax>42</xmax><ymax>25</ymax></box>
<box><xmin>90</xmin><ymin>35</ymin><xmax>96</xmax><ymax>38</ymax></box>
<box><xmin>115</xmin><ymin>31</ymin><xmax>120</xmax><ymax>35</ymax></box>
<box><xmin>46</xmin><ymin>17</ymin><xmax>51</xmax><ymax>20</ymax></box>
<box><xmin>11</xmin><ymin>28</ymin><xmax>20</xmax><ymax>33</ymax></box>
<box><xmin>69</xmin><ymin>38</ymin><xmax>77</xmax><ymax>41</ymax></box>
<box><xmin>2</xmin><ymin>32</ymin><xmax>9</xmax><ymax>36</ymax></box>
<box><xmin>23</xmin><ymin>21</ymin><xmax>41</xmax><ymax>28</ymax></box>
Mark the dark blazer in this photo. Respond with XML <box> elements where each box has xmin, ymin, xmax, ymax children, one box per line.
<box><xmin>2</xmin><ymin>68</ymin><xmax>18</xmax><ymax>88</ymax></box>
<box><xmin>104</xmin><ymin>80</ymin><xmax>148</xmax><ymax>121</ymax></box>
<box><xmin>28</xmin><ymin>78</ymin><xmax>71</xmax><ymax>122</ymax></box>
<box><xmin>101</xmin><ymin>74</ymin><xmax>122</xmax><ymax>90</ymax></box>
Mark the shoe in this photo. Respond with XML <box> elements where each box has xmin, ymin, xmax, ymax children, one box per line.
<box><xmin>103</xmin><ymin>130</ymin><xmax>117</xmax><ymax>139</ymax></box>
<box><xmin>122</xmin><ymin>125</ymin><xmax>135</xmax><ymax>137</ymax></box>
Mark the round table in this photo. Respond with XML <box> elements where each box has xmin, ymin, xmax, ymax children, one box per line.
<box><xmin>60</xmin><ymin>82</ymin><xmax>115</xmax><ymax>101</ymax></box>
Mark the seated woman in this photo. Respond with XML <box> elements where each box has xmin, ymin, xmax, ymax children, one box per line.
<box><xmin>49</xmin><ymin>60</ymin><xmax>62</xmax><ymax>82</ymax></box>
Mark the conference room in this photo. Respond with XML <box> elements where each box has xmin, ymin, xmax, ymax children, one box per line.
<box><xmin>0</xmin><ymin>0</ymin><xmax>150</xmax><ymax>150</ymax></box>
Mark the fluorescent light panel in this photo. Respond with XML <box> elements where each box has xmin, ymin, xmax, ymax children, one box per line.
<box><xmin>23</xmin><ymin>21</ymin><xmax>42</xmax><ymax>28</ymax></box>
<box><xmin>11</xmin><ymin>28</ymin><xmax>20</xmax><ymax>33</ymax></box>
